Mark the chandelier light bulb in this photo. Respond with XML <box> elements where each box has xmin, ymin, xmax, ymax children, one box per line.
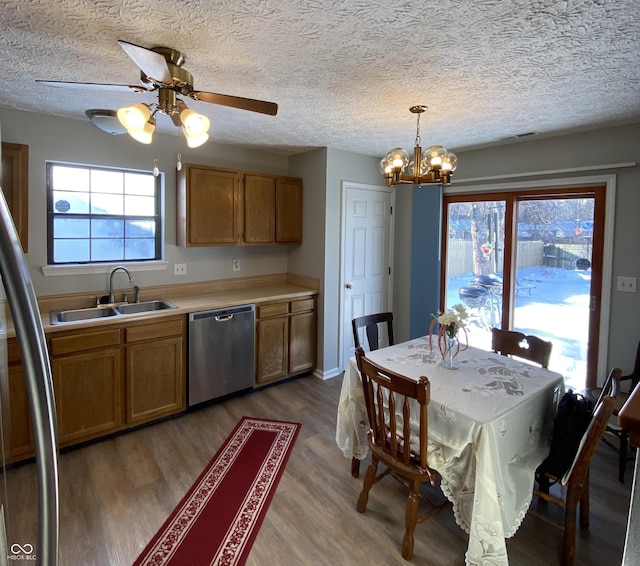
<box><xmin>441</xmin><ymin>152</ymin><xmax>458</xmax><ymax>172</ymax></box>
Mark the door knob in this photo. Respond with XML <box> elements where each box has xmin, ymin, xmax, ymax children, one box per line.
<box><xmin>345</xmin><ymin>283</ymin><xmax>352</xmax><ymax>289</ymax></box>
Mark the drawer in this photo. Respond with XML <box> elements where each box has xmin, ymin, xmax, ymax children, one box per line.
<box><xmin>49</xmin><ymin>328</ymin><xmax>122</xmax><ymax>356</ymax></box>
<box><xmin>125</xmin><ymin>319</ymin><xmax>184</xmax><ymax>343</ymax></box>
<box><xmin>290</xmin><ymin>298</ymin><xmax>315</xmax><ymax>313</ymax></box>
<box><xmin>257</xmin><ymin>302</ymin><xmax>289</xmax><ymax>318</ymax></box>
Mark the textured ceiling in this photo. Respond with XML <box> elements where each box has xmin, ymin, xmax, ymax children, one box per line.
<box><xmin>0</xmin><ymin>0</ymin><xmax>638</xmax><ymax>157</ymax></box>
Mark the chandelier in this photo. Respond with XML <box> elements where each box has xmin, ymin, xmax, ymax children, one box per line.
<box><xmin>117</xmin><ymin>90</ymin><xmax>210</xmax><ymax>148</ymax></box>
<box><xmin>379</xmin><ymin>105</ymin><xmax>457</xmax><ymax>187</ymax></box>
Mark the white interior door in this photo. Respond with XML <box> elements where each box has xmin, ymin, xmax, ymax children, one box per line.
<box><xmin>340</xmin><ymin>182</ymin><xmax>393</xmax><ymax>370</ymax></box>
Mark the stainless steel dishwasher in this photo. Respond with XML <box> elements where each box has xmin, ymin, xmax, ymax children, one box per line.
<box><xmin>188</xmin><ymin>304</ymin><xmax>255</xmax><ymax>407</ymax></box>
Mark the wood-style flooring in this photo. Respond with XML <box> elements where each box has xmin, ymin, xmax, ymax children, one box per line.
<box><xmin>6</xmin><ymin>374</ymin><xmax>633</xmax><ymax>565</ymax></box>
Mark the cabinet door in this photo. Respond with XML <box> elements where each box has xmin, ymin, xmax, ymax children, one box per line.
<box><xmin>52</xmin><ymin>348</ymin><xmax>122</xmax><ymax>445</ymax></box>
<box><xmin>186</xmin><ymin>166</ymin><xmax>239</xmax><ymax>245</ymax></box>
<box><xmin>256</xmin><ymin>317</ymin><xmax>289</xmax><ymax>385</ymax></box>
<box><xmin>1</xmin><ymin>142</ymin><xmax>29</xmax><ymax>251</ymax></box>
<box><xmin>244</xmin><ymin>174</ymin><xmax>275</xmax><ymax>243</ymax></box>
<box><xmin>125</xmin><ymin>336</ymin><xmax>184</xmax><ymax>425</ymax></box>
<box><xmin>275</xmin><ymin>178</ymin><xmax>303</xmax><ymax>244</ymax></box>
<box><xmin>289</xmin><ymin>311</ymin><xmax>317</xmax><ymax>374</ymax></box>
<box><xmin>8</xmin><ymin>363</ymin><xmax>34</xmax><ymax>461</ymax></box>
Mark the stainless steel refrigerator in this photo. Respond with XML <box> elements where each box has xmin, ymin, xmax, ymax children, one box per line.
<box><xmin>0</xmin><ymin>129</ymin><xmax>59</xmax><ymax>564</ymax></box>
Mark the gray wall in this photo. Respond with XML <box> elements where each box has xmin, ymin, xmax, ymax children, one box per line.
<box><xmin>289</xmin><ymin>148</ymin><xmax>328</xmax><ymax>371</ymax></box>
<box><xmin>321</xmin><ymin>147</ymin><xmax>383</xmax><ymax>377</ymax></box>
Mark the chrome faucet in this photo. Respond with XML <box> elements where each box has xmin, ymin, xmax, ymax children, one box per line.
<box><xmin>109</xmin><ymin>266</ymin><xmax>132</xmax><ymax>303</ymax></box>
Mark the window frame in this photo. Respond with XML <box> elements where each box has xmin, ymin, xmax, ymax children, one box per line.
<box><xmin>46</xmin><ymin>161</ymin><xmax>163</xmax><ymax>265</ymax></box>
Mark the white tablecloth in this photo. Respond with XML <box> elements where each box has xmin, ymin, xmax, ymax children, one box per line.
<box><xmin>336</xmin><ymin>336</ymin><xmax>565</xmax><ymax>565</ymax></box>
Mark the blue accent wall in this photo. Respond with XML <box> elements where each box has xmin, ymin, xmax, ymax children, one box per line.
<box><xmin>409</xmin><ymin>186</ymin><xmax>443</xmax><ymax>338</ymax></box>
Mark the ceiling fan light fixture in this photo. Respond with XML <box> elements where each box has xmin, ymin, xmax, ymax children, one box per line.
<box><xmin>180</xmin><ymin>108</ymin><xmax>210</xmax><ymax>137</ymax></box>
<box><xmin>183</xmin><ymin>129</ymin><xmax>209</xmax><ymax>148</ymax></box>
<box><xmin>128</xmin><ymin>118</ymin><xmax>156</xmax><ymax>144</ymax></box>
<box><xmin>117</xmin><ymin>103</ymin><xmax>152</xmax><ymax>132</ymax></box>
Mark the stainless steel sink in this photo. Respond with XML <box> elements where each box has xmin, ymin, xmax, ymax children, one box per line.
<box><xmin>50</xmin><ymin>306</ymin><xmax>118</xmax><ymax>325</ymax></box>
<box><xmin>116</xmin><ymin>299</ymin><xmax>177</xmax><ymax>315</ymax></box>
<box><xmin>49</xmin><ymin>299</ymin><xmax>177</xmax><ymax>325</ymax></box>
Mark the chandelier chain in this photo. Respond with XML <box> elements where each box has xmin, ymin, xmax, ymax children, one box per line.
<box><xmin>415</xmin><ymin>113</ymin><xmax>422</xmax><ymax>147</ymax></box>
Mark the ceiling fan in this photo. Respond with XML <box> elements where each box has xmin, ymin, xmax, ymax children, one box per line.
<box><xmin>38</xmin><ymin>40</ymin><xmax>278</xmax><ymax>146</ymax></box>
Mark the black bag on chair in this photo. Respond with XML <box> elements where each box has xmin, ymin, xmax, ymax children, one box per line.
<box><xmin>538</xmin><ymin>390</ymin><xmax>594</xmax><ymax>478</ymax></box>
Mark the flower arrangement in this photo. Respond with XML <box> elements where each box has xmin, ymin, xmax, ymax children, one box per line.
<box><xmin>429</xmin><ymin>303</ymin><xmax>469</xmax><ymax>367</ymax></box>
<box><xmin>435</xmin><ymin>303</ymin><xmax>469</xmax><ymax>338</ymax></box>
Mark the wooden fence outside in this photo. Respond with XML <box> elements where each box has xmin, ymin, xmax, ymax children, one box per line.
<box><xmin>447</xmin><ymin>240</ymin><xmax>547</xmax><ymax>277</ymax></box>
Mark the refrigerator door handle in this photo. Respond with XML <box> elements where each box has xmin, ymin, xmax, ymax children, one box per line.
<box><xmin>0</xmin><ymin>190</ymin><xmax>59</xmax><ymax>565</ymax></box>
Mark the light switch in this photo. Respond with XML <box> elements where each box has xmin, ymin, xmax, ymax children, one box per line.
<box><xmin>617</xmin><ymin>276</ymin><xmax>637</xmax><ymax>293</ymax></box>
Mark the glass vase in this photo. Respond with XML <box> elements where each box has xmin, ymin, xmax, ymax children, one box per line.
<box><xmin>440</xmin><ymin>335</ymin><xmax>459</xmax><ymax>370</ymax></box>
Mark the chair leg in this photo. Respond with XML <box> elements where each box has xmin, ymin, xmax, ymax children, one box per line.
<box><xmin>562</xmin><ymin>492</ymin><xmax>579</xmax><ymax>566</ymax></box>
<box><xmin>351</xmin><ymin>457</ymin><xmax>360</xmax><ymax>478</ymax></box>
<box><xmin>402</xmin><ymin>480</ymin><xmax>420</xmax><ymax>561</ymax></box>
<box><xmin>619</xmin><ymin>430</ymin><xmax>629</xmax><ymax>483</ymax></box>
<box><xmin>356</xmin><ymin>458</ymin><xmax>378</xmax><ymax>513</ymax></box>
<box><xmin>579</xmin><ymin>483</ymin><xmax>590</xmax><ymax>528</ymax></box>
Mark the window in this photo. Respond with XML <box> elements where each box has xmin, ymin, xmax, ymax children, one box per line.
<box><xmin>47</xmin><ymin>162</ymin><xmax>162</xmax><ymax>264</ymax></box>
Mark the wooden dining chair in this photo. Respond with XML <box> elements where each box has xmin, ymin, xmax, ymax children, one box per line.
<box><xmin>582</xmin><ymin>339</ymin><xmax>640</xmax><ymax>482</ymax></box>
<box><xmin>350</xmin><ymin>313</ymin><xmax>396</xmax><ymax>479</ymax></box>
<box><xmin>352</xmin><ymin>312</ymin><xmax>395</xmax><ymax>352</ymax></box>
<box><xmin>491</xmin><ymin>327</ymin><xmax>553</xmax><ymax>368</ymax></box>
<box><xmin>354</xmin><ymin>347</ymin><xmax>451</xmax><ymax>560</ymax></box>
<box><xmin>528</xmin><ymin>368</ymin><xmax>621</xmax><ymax>566</ymax></box>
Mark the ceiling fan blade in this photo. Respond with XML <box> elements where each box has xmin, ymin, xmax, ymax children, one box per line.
<box><xmin>118</xmin><ymin>40</ymin><xmax>173</xmax><ymax>84</ymax></box>
<box><xmin>36</xmin><ymin>80</ymin><xmax>148</xmax><ymax>92</ymax></box>
<box><xmin>191</xmin><ymin>91</ymin><xmax>278</xmax><ymax>116</ymax></box>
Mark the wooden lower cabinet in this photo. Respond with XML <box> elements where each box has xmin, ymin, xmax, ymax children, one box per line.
<box><xmin>125</xmin><ymin>319</ymin><xmax>185</xmax><ymax>425</ymax></box>
<box><xmin>8</xmin><ymin>356</ymin><xmax>34</xmax><ymax>461</ymax></box>
<box><xmin>289</xmin><ymin>310</ymin><xmax>316</xmax><ymax>374</ymax></box>
<box><xmin>255</xmin><ymin>296</ymin><xmax>316</xmax><ymax>386</ymax></box>
<box><xmin>7</xmin><ymin>317</ymin><xmax>186</xmax><ymax>462</ymax></box>
<box><xmin>52</xmin><ymin>348</ymin><xmax>123</xmax><ymax>446</ymax></box>
<box><xmin>256</xmin><ymin>316</ymin><xmax>289</xmax><ymax>385</ymax></box>
<box><xmin>49</xmin><ymin>328</ymin><xmax>123</xmax><ymax>447</ymax></box>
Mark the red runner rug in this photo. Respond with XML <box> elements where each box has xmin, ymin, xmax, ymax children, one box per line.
<box><xmin>133</xmin><ymin>416</ymin><xmax>301</xmax><ymax>566</ymax></box>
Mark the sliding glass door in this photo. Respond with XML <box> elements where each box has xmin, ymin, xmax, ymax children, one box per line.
<box><xmin>442</xmin><ymin>186</ymin><xmax>605</xmax><ymax>389</ymax></box>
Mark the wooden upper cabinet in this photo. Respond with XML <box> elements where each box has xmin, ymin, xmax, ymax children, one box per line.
<box><xmin>244</xmin><ymin>174</ymin><xmax>275</xmax><ymax>243</ymax></box>
<box><xmin>276</xmin><ymin>177</ymin><xmax>303</xmax><ymax>244</ymax></box>
<box><xmin>177</xmin><ymin>164</ymin><xmax>240</xmax><ymax>246</ymax></box>
<box><xmin>1</xmin><ymin>142</ymin><xmax>29</xmax><ymax>252</ymax></box>
<box><xmin>177</xmin><ymin>164</ymin><xmax>302</xmax><ymax>247</ymax></box>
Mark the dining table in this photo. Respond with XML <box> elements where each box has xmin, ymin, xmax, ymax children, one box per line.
<box><xmin>336</xmin><ymin>335</ymin><xmax>565</xmax><ymax>565</ymax></box>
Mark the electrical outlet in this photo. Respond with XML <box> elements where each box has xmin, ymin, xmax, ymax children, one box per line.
<box><xmin>232</xmin><ymin>259</ymin><xmax>241</xmax><ymax>272</ymax></box>
<box><xmin>174</xmin><ymin>263</ymin><xmax>187</xmax><ymax>276</ymax></box>
<box><xmin>617</xmin><ymin>276</ymin><xmax>637</xmax><ymax>293</ymax></box>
